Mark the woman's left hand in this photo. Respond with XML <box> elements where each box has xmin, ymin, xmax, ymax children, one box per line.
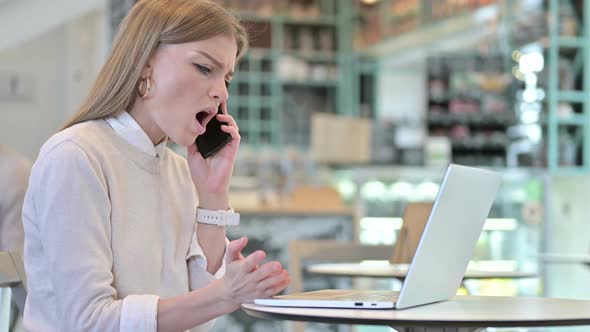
<box><xmin>187</xmin><ymin>102</ymin><xmax>240</xmax><ymax>210</ymax></box>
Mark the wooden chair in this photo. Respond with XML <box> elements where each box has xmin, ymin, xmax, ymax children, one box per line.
<box><xmin>289</xmin><ymin>239</ymin><xmax>393</xmax><ymax>294</ymax></box>
<box><xmin>390</xmin><ymin>202</ymin><xmax>433</xmax><ymax>264</ymax></box>
<box><xmin>0</xmin><ymin>251</ymin><xmax>27</xmax><ymax>316</ymax></box>
<box><xmin>285</xmin><ymin>203</ymin><xmax>433</xmax><ymax>331</ymax></box>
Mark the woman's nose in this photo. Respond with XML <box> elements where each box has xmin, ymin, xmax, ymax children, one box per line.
<box><xmin>211</xmin><ymin>79</ymin><xmax>229</xmax><ymax>101</ymax></box>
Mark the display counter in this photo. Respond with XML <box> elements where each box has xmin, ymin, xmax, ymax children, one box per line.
<box><xmin>331</xmin><ymin>165</ymin><xmax>549</xmax><ymax>298</ymax></box>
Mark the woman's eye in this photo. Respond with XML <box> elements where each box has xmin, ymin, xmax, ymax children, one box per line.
<box><xmin>195</xmin><ymin>64</ymin><xmax>211</xmax><ymax>75</ymax></box>
<box><xmin>225</xmin><ymin>80</ymin><xmax>231</xmax><ymax>88</ymax></box>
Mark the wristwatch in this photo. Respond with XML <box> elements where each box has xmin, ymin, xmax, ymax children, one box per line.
<box><xmin>196</xmin><ymin>207</ymin><xmax>240</xmax><ymax>226</ymax></box>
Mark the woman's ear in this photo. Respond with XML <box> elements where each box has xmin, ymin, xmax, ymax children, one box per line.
<box><xmin>141</xmin><ymin>62</ymin><xmax>153</xmax><ymax>79</ymax></box>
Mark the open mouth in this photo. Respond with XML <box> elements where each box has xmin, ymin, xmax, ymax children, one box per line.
<box><xmin>196</xmin><ymin>111</ymin><xmax>209</xmax><ymax>127</ymax></box>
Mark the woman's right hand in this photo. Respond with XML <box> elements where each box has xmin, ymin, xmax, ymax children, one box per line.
<box><xmin>219</xmin><ymin>237</ymin><xmax>291</xmax><ymax>310</ymax></box>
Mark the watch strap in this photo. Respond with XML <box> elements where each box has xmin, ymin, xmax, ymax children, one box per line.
<box><xmin>196</xmin><ymin>207</ymin><xmax>240</xmax><ymax>226</ymax></box>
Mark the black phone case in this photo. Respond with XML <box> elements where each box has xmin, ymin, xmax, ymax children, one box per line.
<box><xmin>195</xmin><ymin>106</ymin><xmax>232</xmax><ymax>159</ymax></box>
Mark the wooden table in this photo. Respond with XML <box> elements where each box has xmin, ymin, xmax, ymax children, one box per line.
<box><xmin>0</xmin><ymin>252</ymin><xmax>21</xmax><ymax>289</ymax></box>
<box><xmin>307</xmin><ymin>262</ymin><xmax>538</xmax><ymax>280</ymax></box>
<box><xmin>243</xmin><ymin>295</ymin><xmax>590</xmax><ymax>332</ymax></box>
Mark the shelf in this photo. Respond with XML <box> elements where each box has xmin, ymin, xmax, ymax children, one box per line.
<box><xmin>360</xmin><ymin>5</ymin><xmax>497</xmax><ymax>57</ymax></box>
<box><xmin>229</xmin><ymin>95</ymin><xmax>274</xmax><ymax>105</ymax></box>
<box><xmin>556</xmin><ymin>113</ymin><xmax>586</xmax><ymax>126</ymax></box>
<box><xmin>333</xmin><ymin>165</ymin><xmax>545</xmax><ymax>183</ymax></box>
<box><xmin>451</xmin><ymin>140</ymin><xmax>507</xmax><ymax>153</ymax></box>
<box><xmin>280</xmin><ymin>49</ymin><xmax>338</xmax><ymax>62</ymax></box>
<box><xmin>556</xmin><ymin>37</ymin><xmax>585</xmax><ymax>49</ymax></box>
<box><xmin>226</xmin><ymin>2</ymin><xmax>369</xmax><ymax>147</ymax></box>
<box><xmin>429</xmin><ymin>94</ymin><xmax>479</xmax><ymax>102</ymax></box>
<box><xmin>551</xmin><ymin>167</ymin><xmax>590</xmax><ymax>177</ymax></box>
<box><xmin>546</xmin><ymin>0</ymin><xmax>590</xmax><ymax>174</ymax></box>
<box><xmin>359</xmin><ymin>61</ymin><xmax>377</xmax><ymax>74</ymax></box>
<box><xmin>429</xmin><ymin>90</ymin><xmax>509</xmax><ymax>103</ymax></box>
<box><xmin>232</xmin><ymin>73</ymin><xmax>274</xmax><ymax>83</ymax></box>
<box><xmin>388</xmin><ymin>7</ymin><xmax>420</xmax><ymax>22</ymax></box>
<box><xmin>557</xmin><ymin>91</ymin><xmax>587</xmax><ymax>103</ymax></box>
<box><xmin>232</xmin><ymin>11</ymin><xmax>338</xmax><ymax>26</ymax></box>
<box><xmin>243</xmin><ymin>48</ymin><xmax>274</xmax><ymax>58</ymax></box>
<box><xmin>281</xmin><ymin>79</ymin><xmax>338</xmax><ymax>87</ymax></box>
<box><xmin>231</xmin><ymin>11</ymin><xmax>273</xmax><ymax>20</ymax></box>
<box><xmin>428</xmin><ymin>112</ymin><xmax>513</xmax><ymax>127</ymax></box>
<box><xmin>281</xmin><ymin>15</ymin><xmax>338</xmax><ymax>26</ymax></box>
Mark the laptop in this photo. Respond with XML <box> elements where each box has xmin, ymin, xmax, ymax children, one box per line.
<box><xmin>255</xmin><ymin>164</ymin><xmax>502</xmax><ymax>309</ymax></box>
<box><xmin>389</xmin><ymin>201</ymin><xmax>433</xmax><ymax>265</ymax></box>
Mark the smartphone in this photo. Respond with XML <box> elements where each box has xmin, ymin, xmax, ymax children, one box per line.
<box><xmin>195</xmin><ymin>106</ymin><xmax>232</xmax><ymax>159</ymax></box>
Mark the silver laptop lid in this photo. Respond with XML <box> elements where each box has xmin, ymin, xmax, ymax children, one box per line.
<box><xmin>396</xmin><ymin>164</ymin><xmax>501</xmax><ymax>309</ymax></box>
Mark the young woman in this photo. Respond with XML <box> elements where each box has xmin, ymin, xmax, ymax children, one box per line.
<box><xmin>21</xmin><ymin>1</ymin><xmax>290</xmax><ymax>331</ymax></box>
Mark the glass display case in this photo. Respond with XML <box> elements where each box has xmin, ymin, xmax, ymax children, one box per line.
<box><xmin>331</xmin><ymin>165</ymin><xmax>548</xmax><ymax>297</ymax></box>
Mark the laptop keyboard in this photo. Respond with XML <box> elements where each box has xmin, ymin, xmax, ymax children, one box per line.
<box><xmin>328</xmin><ymin>291</ymin><xmax>399</xmax><ymax>302</ymax></box>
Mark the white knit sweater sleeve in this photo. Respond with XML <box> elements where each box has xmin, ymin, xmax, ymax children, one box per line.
<box><xmin>186</xmin><ymin>223</ymin><xmax>230</xmax><ymax>289</ymax></box>
<box><xmin>185</xmin><ymin>224</ymin><xmax>230</xmax><ymax>331</ymax></box>
<box><xmin>31</xmin><ymin>141</ymin><xmax>158</xmax><ymax>332</ymax></box>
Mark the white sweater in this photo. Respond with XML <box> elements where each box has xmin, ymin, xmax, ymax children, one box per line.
<box><xmin>22</xmin><ymin>117</ymin><xmax>225</xmax><ymax>332</ymax></box>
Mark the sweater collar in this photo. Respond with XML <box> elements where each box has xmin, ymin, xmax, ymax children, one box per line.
<box><xmin>105</xmin><ymin>111</ymin><xmax>167</xmax><ymax>158</ymax></box>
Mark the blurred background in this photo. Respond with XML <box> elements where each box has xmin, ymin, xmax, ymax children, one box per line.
<box><xmin>3</xmin><ymin>0</ymin><xmax>590</xmax><ymax>331</ymax></box>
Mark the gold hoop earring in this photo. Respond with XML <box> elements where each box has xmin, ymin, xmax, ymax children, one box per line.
<box><xmin>138</xmin><ymin>77</ymin><xmax>151</xmax><ymax>98</ymax></box>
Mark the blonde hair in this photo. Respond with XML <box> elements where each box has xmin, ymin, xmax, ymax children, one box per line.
<box><xmin>60</xmin><ymin>0</ymin><xmax>248</xmax><ymax>130</ymax></box>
